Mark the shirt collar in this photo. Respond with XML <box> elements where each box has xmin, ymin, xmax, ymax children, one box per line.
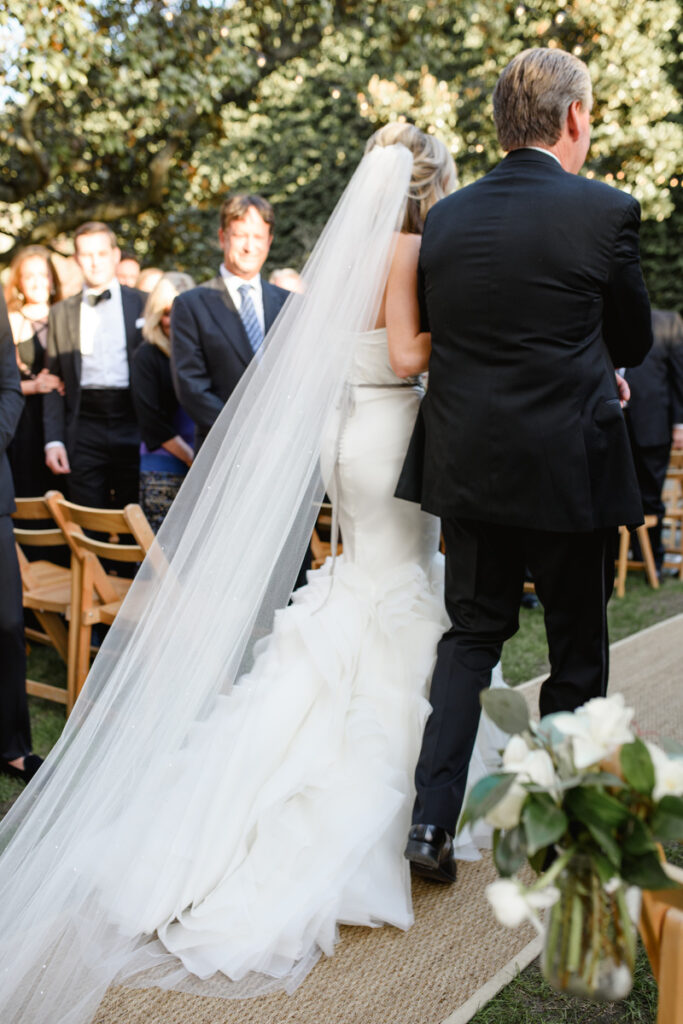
<box><xmin>82</xmin><ymin>277</ymin><xmax>121</xmax><ymax>302</ymax></box>
<box><xmin>219</xmin><ymin>265</ymin><xmax>261</xmax><ymax>290</ymax></box>
<box><xmin>521</xmin><ymin>146</ymin><xmax>562</xmax><ymax>166</ymax></box>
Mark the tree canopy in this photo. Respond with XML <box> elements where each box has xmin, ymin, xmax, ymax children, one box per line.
<box><xmin>1</xmin><ymin>0</ymin><xmax>681</xmax><ymax>307</ymax></box>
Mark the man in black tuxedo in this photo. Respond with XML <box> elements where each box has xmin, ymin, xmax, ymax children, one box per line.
<box><xmin>400</xmin><ymin>48</ymin><xmax>652</xmax><ymax>882</ymax></box>
<box><xmin>625</xmin><ymin>309</ymin><xmax>683</xmax><ymax>572</ymax></box>
<box><xmin>171</xmin><ymin>194</ymin><xmax>289</xmax><ymax>450</ymax></box>
<box><xmin>43</xmin><ymin>222</ymin><xmax>146</xmax><ymax>508</ymax></box>
<box><xmin>0</xmin><ymin>291</ymin><xmax>42</xmax><ymax>783</ymax></box>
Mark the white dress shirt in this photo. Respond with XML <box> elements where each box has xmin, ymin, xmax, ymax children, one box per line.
<box><xmin>79</xmin><ymin>278</ymin><xmax>129</xmax><ymax>388</ymax></box>
<box><xmin>219</xmin><ymin>265</ymin><xmax>265</xmax><ymax>334</ymax></box>
<box><xmin>523</xmin><ymin>146</ymin><xmax>562</xmax><ymax>165</ymax></box>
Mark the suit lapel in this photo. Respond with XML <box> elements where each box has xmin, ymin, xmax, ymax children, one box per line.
<box><xmin>262</xmin><ymin>281</ymin><xmax>285</xmax><ymax>333</ymax></box>
<box><xmin>201</xmin><ymin>278</ymin><xmax>253</xmax><ymax>368</ymax></box>
<box><xmin>121</xmin><ymin>286</ymin><xmax>140</xmax><ymax>365</ymax></box>
<box><xmin>64</xmin><ymin>294</ymin><xmax>82</xmax><ymax>385</ymax></box>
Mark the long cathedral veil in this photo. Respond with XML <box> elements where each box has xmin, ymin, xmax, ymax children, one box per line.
<box><xmin>0</xmin><ymin>143</ymin><xmax>414</xmax><ymax>1024</ymax></box>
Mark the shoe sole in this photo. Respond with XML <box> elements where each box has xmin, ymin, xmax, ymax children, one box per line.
<box><xmin>404</xmin><ymin>840</ymin><xmax>456</xmax><ymax>884</ymax></box>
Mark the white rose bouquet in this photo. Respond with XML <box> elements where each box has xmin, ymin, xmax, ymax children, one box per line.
<box><xmin>460</xmin><ymin>690</ymin><xmax>683</xmax><ymax>1001</ymax></box>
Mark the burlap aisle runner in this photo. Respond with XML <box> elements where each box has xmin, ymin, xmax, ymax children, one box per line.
<box><xmin>94</xmin><ymin>612</ymin><xmax>683</xmax><ymax>1024</ymax></box>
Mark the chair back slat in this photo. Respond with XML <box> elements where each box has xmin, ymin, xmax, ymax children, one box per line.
<box><xmin>13</xmin><ymin>527</ymin><xmax>67</xmax><ymax>547</ymax></box>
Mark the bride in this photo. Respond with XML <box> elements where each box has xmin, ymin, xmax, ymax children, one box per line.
<box><xmin>0</xmin><ymin>123</ymin><xmax>505</xmax><ymax>1023</ymax></box>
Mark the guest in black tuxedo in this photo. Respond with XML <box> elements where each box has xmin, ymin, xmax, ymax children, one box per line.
<box><xmin>625</xmin><ymin>309</ymin><xmax>683</xmax><ymax>571</ymax></box>
<box><xmin>170</xmin><ymin>194</ymin><xmax>289</xmax><ymax>451</ymax></box>
<box><xmin>400</xmin><ymin>48</ymin><xmax>652</xmax><ymax>882</ymax></box>
<box><xmin>0</xmin><ymin>291</ymin><xmax>43</xmax><ymax>784</ymax></box>
<box><xmin>43</xmin><ymin>222</ymin><xmax>146</xmax><ymax>508</ymax></box>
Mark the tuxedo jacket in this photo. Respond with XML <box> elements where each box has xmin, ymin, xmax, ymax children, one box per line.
<box><xmin>43</xmin><ymin>287</ymin><xmax>146</xmax><ymax>454</ymax></box>
<box><xmin>625</xmin><ymin>309</ymin><xmax>683</xmax><ymax>448</ymax></box>
<box><xmin>170</xmin><ymin>276</ymin><xmax>289</xmax><ymax>448</ymax></box>
<box><xmin>396</xmin><ymin>148</ymin><xmax>653</xmax><ymax>533</ymax></box>
<box><xmin>0</xmin><ymin>293</ymin><xmax>24</xmax><ymax>516</ymax></box>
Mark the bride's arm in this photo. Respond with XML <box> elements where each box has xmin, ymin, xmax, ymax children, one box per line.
<box><xmin>385</xmin><ymin>233</ymin><xmax>431</xmax><ymax>378</ymax></box>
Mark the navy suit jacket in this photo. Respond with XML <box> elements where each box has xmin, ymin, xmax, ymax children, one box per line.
<box><xmin>397</xmin><ymin>148</ymin><xmax>653</xmax><ymax>532</ymax></box>
<box><xmin>170</xmin><ymin>275</ymin><xmax>289</xmax><ymax>449</ymax></box>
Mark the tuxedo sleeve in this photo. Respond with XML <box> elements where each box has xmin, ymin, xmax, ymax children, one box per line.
<box><xmin>601</xmin><ymin>199</ymin><xmax>652</xmax><ymax>368</ymax></box>
<box><xmin>0</xmin><ymin>294</ymin><xmax>24</xmax><ymax>455</ymax></box>
<box><xmin>43</xmin><ymin>308</ymin><xmax>67</xmax><ymax>446</ymax></box>
<box><xmin>170</xmin><ymin>294</ymin><xmax>223</xmax><ymax>436</ymax></box>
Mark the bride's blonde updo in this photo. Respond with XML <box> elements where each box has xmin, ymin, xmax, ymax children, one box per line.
<box><xmin>364</xmin><ymin>122</ymin><xmax>457</xmax><ymax>234</ymax></box>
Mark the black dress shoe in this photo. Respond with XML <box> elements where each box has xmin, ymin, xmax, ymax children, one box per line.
<box><xmin>0</xmin><ymin>753</ymin><xmax>43</xmax><ymax>784</ymax></box>
<box><xmin>404</xmin><ymin>824</ymin><xmax>457</xmax><ymax>884</ymax></box>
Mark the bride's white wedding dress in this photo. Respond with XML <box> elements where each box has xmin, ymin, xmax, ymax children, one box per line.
<box><xmin>85</xmin><ymin>328</ymin><xmax>507</xmax><ymax>990</ymax></box>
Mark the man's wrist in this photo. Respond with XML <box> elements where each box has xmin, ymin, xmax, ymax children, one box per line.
<box><xmin>44</xmin><ymin>441</ymin><xmax>66</xmax><ymax>452</ymax></box>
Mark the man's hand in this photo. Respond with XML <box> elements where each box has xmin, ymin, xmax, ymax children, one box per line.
<box><xmin>615</xmin><ymin>371</ymin><xmax>630</xmax><ymax>407</ymax></box>
<box><xmin>672</xmin><ymin>425</ymin><xmax>683</xmax><ymax>451</ymax></box>
<box><xmin>45</xmin><ymin>444</ymin><xmax>70</xmax><ymax>475</ymax></box>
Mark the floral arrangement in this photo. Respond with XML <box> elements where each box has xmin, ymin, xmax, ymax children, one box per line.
<box><xmin>460</xmin><ymin>691</ymin><xmax>683</xmax><ymax>1000</ymax></box>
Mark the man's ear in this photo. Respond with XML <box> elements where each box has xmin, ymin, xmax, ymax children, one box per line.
<box><xmin>566</xmin><ymin>100</ymin><xmax>583</xmax><ymax>141</ymax></box>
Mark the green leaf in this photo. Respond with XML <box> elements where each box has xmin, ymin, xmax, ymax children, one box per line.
<box><xmin>480</xmin><ymin>688</ymin><xmax>530</xmax><ymax>735</ymax></box>
<box><xmin>494</xmin><ymin>824</ymin><xmax>527</xmax><ymax>877</ymax></box>
<box><xmin>564</xmin><ymin>786</ymin><xmax>629</xmax><ymax>829</ymax></box>
<box><xmin>651</xmin><ymin>795</ymin><xmax>683</xmax><ymax>841</ymax></box>
<box><xmin>584</xmin><ymin>822</ymin><xmax>622</xmax><ymax>870</ymax></box>
<box><xmin>580</xmin><ymin>772</ymin><xmax>625</xmax><ymax>790</ymax></box>
<box><xmin>620</xmin><ymin>738</ymin><xmax>655</xmax><ymax>796</ymax></box>
<box><xmin>591</xmin><ymin>850</ymin><xmax>618</xmax><ymax>885</ymax></box>
<box><xmin>521</xmin><ymin>793</ymin><xmax>568</xmax><ymax>856</ymax></box>
<box><xmin>621</xmin><ymin>850</ymin><xmax>678</xmax><ymax>890</ymax></box>
<box><xmin>458</xmin><ymin>773</ymin><xmax>516</xmax><ymax>832</ymax></box>
<box><xmin>622</xmin><ymin>814</ymin><xmax>657</xmax><ymax>857</ymax></box>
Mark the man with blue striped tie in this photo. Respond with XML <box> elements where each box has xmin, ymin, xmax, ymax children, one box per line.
<box><xmin>170</xmin><ymin>194</ymin><xmax>290</xmax><ymax>451</ymax></box>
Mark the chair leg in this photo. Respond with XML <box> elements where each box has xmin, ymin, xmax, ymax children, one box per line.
<box><xmin>33</xmin><ymin>610</ymin><xmax>69</xmax><ymax>664</ymax></box>
<box><xmin>66</xmin><ymin>555</ymin><xmax>83</xmax><ymax>715</ymax></box>
<box><xmin>637</xmin><ymin>523</ymin><xmax>660</xmax><ymax>590</ymax></box>
<box><xmin>616</xmin><ymin>525</ymin><xmax>630</xmax><ymax>598</ymax></box>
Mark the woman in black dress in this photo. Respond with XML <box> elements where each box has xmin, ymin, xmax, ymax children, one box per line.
<box><xmin>131</xmin><ymin>272</ymin><xmax>195</xmax><ymax>531</ymax></box>
<box><xmin>5</xmin><ymin>246</ymin><xmax>63</xmax><ymax>496</ymax></box>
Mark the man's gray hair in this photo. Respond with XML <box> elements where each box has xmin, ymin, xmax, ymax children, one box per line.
<box><xmin>493</xmin><ymin>48</ymin><xmax>592</xmax><ymax>151</ymax></box>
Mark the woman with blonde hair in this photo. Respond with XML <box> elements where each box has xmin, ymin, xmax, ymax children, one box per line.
<box><xmin>0</xmin><ymin>123</ymin><xmax>506</xmax><ymax>1021</ymax></box>
<box><xmin>131</xmin><ymin>272</ymin><xmax>195</xmax><ymax>531</ymax></box>
<box><xmin>4</xmin><ymin>246</ymin><xmax>63</xmax><ymax>496</ymax></box>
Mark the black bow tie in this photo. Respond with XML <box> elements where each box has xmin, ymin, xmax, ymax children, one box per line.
<box><xmin>85</xmin><ymin>289</ymin><xmax>111</xmax><ymax>307</ymax></box>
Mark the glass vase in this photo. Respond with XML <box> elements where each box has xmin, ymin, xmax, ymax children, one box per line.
<box><xmin>541</xmin><ymin>854</ymin><xmax>640</xmax><ymax>1002</ymax></box>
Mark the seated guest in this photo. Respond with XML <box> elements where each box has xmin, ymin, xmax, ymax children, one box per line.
<box><xmin>5</xmin><ymin>246</ymin><xmax>64</xmax><ymax>496</ymax></box>
<box><xmin>116</xmin><ymin>253</ymin><xmax>141</xmax><ymax>289</ymax></box>
<box><xmin>131</xmin><ymin>273</ymin><xmax>195</xmax><ymax>532</ymax></box>
<box><xmin>136</xmin><ymin>267</ymin><xmax>164</xmax><ymax>294</ymax></box>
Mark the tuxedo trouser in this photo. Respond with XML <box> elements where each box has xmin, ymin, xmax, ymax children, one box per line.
<box><xmin>0</xmin><ymin>515</ymin><xmax>31</xmax><ymax>762</ymax></box>
<box><xmin>629</xmin><ymin>442</ymin><xmax>670</xmax><ymax>571</ymax></box>
<box><xmin>412</xmin><ymin>517</ymin><xmax>617</xmax><ymax>835</ymax></box>
<box><xmin>69</xmin><ymin>389</ymin><xmax>140</xmax><ymax>510</ymax></box>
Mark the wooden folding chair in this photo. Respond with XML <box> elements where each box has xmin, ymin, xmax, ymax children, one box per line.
<box><xmin>11</xmin><ymin>492</ymin><xmax>72</xmax><ymax>708</ymax></box>
<box><xmin>47</xmin><ymin>495</ymin><xmax>155</xmax><ymax>708</ymax></box>
<box><xmin>311</xmin><ymin>501</ymin><xmax>342</xmax><ymax>570</ymax></box>
<box><xmin>615</xmin><ymin>515</ymin><xmax>660</xmax><ymax>597</ymax></box>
